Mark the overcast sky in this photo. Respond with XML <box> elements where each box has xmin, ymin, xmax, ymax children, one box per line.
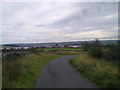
<box><xmin>2</xmin><ymin>2</ymin><xmax>118</xmax><ymax>44</ymax></box>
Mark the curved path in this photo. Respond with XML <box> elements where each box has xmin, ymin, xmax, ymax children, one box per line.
<box><xmin>36</xmin><ymin>55</ymin><xmax>98</xmax><ymax>88</ymax></box>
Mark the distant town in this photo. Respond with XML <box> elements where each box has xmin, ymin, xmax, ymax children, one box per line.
<box><xmin>1</xmin><ymin>40</ymin><xmax>118</xmax><ymax>50</ymax></box>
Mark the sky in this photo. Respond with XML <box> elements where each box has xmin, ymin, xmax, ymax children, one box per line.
<box><xmin>1</xmin><ymin>2</ymin><xmax>118</xmax><ymax>44</ymax></box>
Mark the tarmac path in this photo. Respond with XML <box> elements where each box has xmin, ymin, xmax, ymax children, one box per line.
<box><xmin>36</xmin><ymin>55</ymin><xmax>98</xmax><ymax>88</ymax></box>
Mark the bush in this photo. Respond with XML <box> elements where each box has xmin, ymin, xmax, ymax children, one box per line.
<box><xmin>81</xmin><ymin>42</ymin><xmax>93</xmax><ymax>51</ymax></box>
<box><xmin>102</xmin><ymin>46</ymin><xmax>119</xmax><ymax>61</ymax></box>
<box><xmin>88</xmin><ymin>47</ymin><xmax>102</xmax><ymax>59</ymax></box>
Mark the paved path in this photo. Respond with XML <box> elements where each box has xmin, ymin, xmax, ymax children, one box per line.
<box><xmin>36</xmin><ymin>55</ymin><xmax>98</xmax><ymax>88</ymax></box>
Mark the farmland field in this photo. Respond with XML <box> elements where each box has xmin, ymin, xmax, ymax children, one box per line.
<box><xmin>38</xmin><ymin>48</ymin><xmax>83</xmax><ymax>51</ymax></box>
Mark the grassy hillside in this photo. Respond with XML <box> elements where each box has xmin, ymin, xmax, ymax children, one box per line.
<box><xmin>70</xmin><ymin>54</ymin><xmax>119</xmax><ymax>88</ymax></box>
<box><xmin>2</xmin><ymin>52</ymin><xmax>59</xmax><ymax>88</ymax></box>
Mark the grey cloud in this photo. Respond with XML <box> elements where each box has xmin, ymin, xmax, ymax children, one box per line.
<box><xmin>2</xmin><ymin>2</ymin><xmax>118</xmax><ymax>44</ymax></box>
<box><xmin>51</xmin><ymin>2</ymin><xmax>117</xmax><ymax>26</ymax></box>
<box><xmin>35</xmin><ymin>24</ymin><xmax>44</xmax><ymax>27</ymax></box>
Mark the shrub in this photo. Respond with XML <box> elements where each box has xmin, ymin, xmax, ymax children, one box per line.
<box><xmin>102</xmin><ymin>45</ymin><xmax>120</xmax><ymax>61</ymax></box>
<box><xmin>64</xmin><ymin>44</ymin><xmax>69</xmax><ymax>48</ymax></box>
<box><xmin>88</xmin><ymin>47</ymin><xmax>102</xmax><ymax>59</ymax></box>
<box><xmin>81</xmin><ymin>42</ymin><xmax>93</xmax><ymax>51</ymax></box>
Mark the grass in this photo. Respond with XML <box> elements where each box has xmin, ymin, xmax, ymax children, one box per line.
<box><xmin>2</xmin><ymin>50</ymin><xmax>84</xmax><ymax>88</ymax></box>
<box><xmin>54</xmin><ymin>51</ymin><xmax>86</xmax><ymax>55</ymax></box>
<box><xmin>2</xmin><ymin>52</ymin><xmax>59</xmax><ymax>88</ymax></box>
<box><xmin>38</xmin><ymin>48</ymin><xmax>83</xmax><ymax>51</ymax></box>
<box><xmin>70</xmin><ymin>54</ymin><xmax>119</xmax><ymax>88</ymax></box>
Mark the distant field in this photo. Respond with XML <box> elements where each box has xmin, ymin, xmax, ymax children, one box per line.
<box><xmin>1</xmin><ymin>46</ymin><xmax>13</xmax><ymax>48</ymax></box>
<box><xmin>38</xmin><ymin>48</ymin><xmax>83</xmax><ymax>51</ymax></box>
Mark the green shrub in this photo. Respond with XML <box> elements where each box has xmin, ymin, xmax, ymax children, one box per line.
<box><xmin>88</xmin><ymin>47</ymin><xmax>102</xmax><ymax>59</ymax></box>
<box><xmin>81</xmin><ymin>42</ymin><xmax>93</xmax><ymax>51</ymax></box>
<box><xmin>102</xmin><ymin>45</ymin><xmax>119</xmax><ymax>61</ymax></box>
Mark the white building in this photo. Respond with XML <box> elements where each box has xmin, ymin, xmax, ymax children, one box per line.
<box><xmin>69</xmin><ymin>45</ymin><xmax>80</xmax><ymax>48</ymax></box>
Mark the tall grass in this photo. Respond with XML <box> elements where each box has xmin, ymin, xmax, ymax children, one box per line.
<box><xmin>70</xmin><ymin>54</ymin><xmax>119</xmax><ymax>88</ymax></box>
<box><xmin>2</xmin><ymin>52</ymin><xmax>59</xmax><ymax>88</ymax></box>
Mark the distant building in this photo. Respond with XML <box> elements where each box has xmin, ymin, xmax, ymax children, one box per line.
<box><xmin>45</xmin><ymin>46</ymin><xmax>52</xmax><ymax>48</ymax></box>
<box><xmin>23</xmin><ymin>47</ymin><xmax>29</xmax><ymax>49</ymax></box>
<box><xmin>69</xmin><ymin>45</ymin><xmax>79</xmax><ymax>48</ymax></box>
<box><xmin>13</xmin><ymin>47</ymin><xmax>22</xmax><ymax>49</ymax></box>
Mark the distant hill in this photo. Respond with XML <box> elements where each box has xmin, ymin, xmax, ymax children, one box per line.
<box><xmin>2</xmin><ymin>40</ymin><xmax>118</xmax><ymax>47</ymax></box>
<box><xmin>100</xmin><ymin>40</ymin><xmax>118</xmax><ymax>44</ymax></box>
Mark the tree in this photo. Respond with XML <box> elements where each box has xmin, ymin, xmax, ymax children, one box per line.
<box><xmin>55</xmin><ymin>44</ymin><xmax>59</xmax><ymax>47</ymax></box>
<box><xmin>81</xmin><ymin>42</ymin><xmax>93</xmax><ymax>51</ymax></box>
<box><xmin>88</xmin><ymin>38</ymin><xmax>102</xmax><ymax>59</ymax></box>
<box><xmin>64</xmin><ymin>44</ymin><xmax>69</xmax><ymax>48</ymax></box>
<box><xmin>94</xmin><ymin>38</ymin><xmax>101</xmax><ymax>47</ymax></box>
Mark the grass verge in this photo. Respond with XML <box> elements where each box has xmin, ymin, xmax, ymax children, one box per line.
<box><xmin>70</xmin><ymin>54</ymin><xmax>119</xmax><ymax>88</ymax></box>
<box><xmin>2</xmin><ymin>52</ymin><xmax>59</xmax><ymax>88</ymax></box>
<box><xmin>54</xmin><ymin>51</ymin><xmax>86</xmax><ymax>55</ymax></box>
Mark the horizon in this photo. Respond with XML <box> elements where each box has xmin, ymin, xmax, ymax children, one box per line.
<box><xmin>2</xmin><ymin>2</ymin><xmax>118</xmax><ymax>44</ymax></box>
<box><xmin>1</xmin><ymin>39</ymin><xmax>118</xmax><ymax>45</ymax></box>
